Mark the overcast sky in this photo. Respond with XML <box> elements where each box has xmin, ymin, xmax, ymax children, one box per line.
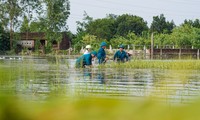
<box><xmin>67</xmin><ymin>0</ymin><xmax>200</xmax><ymax>33</ymax></box>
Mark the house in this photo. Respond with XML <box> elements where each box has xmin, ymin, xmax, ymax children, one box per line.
<box><xmin>17</xmin><ymin>32</ymin><xmax>71</xmax><ymax>53</ymax></box>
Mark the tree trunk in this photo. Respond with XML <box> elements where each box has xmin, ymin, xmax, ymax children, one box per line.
<box><xmin>10</xmin><ymin>19</ymin><xmax>13</xmax><ymax>50</ymax></box>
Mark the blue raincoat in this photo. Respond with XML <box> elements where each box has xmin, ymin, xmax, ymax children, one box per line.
<box><xmin>113</xmin><ymin>50</ymin><xmax>128</xmax><ymax>62</ymax></box>
<box><xmin>97</xmin><ymin>47</ymin><xmax>106</xmax><ymax>64</ymax></box>
<box><xmin>75</xmin><ymin>54</ymin><xmax>92</xmax><ymax>68</ymax></box>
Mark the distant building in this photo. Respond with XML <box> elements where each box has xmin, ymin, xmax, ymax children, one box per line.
<box><xmin>17</xmin><ymin>32</ymin><xmax>71</xmax><ymax>53</ymax></box>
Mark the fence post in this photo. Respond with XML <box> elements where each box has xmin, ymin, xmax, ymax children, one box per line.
<box><xmin>68</xmin><ymin>48</ymin><xmax>71</xmax><ymax>56</ymax></box>
<box><xmin>151</xmin><ymin>33</ymin><xmax>154</xmax><ymax>60</ymax></box>
<box><xmin>197</xmin><ymin>49</ymin><xmax>199</xmax><ymax>60</ymax></box>
<box><xmin>74</xmin><ymin>46</ymin><xmax>75</xmax><ymax>55</ymax></box>
<box><xmin>179</xmin><ymin>48</ymin><xmax>181</xmax><ymax>59</ymax></box>
<box><xmin>133</xmin><ymin>44</ymin><xmax>135</xmax><ymax>57</ymax></box>
<box><xmin>160</xmin><ymin>48</ymin><xmax>162</xmax><ymax>59</ymax></box>
<box><xmin>143</xmin><ymin>45</ymin><xmax>146</xmax><ymax>59</ymax></box>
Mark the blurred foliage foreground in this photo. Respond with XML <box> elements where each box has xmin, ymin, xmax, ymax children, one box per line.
<box><xmin>1</xmin><ymin>95</ymin><xmax>200</xmax><ymax>120</ymax></box>
<box><xmin>1</xmin><ymin>61</ymin><xmax>200</xmax><ymax>120</ymax></box>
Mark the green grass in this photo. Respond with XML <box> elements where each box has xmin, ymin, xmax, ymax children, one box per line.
<box><xmin>105</xmin><ymin>60</ymin><xmax>200</xmax><ymax>70</ymax></box>
<box><xmin>0</xmin><ymin>64</ymin><xmax>20</xmax><ymax>94</ymax></box>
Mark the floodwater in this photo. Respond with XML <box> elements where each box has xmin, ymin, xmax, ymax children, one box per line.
<box><xmin>1</xmin><ymin>56</ymin><xmax>200</xmax><ymax>104</ymax></box>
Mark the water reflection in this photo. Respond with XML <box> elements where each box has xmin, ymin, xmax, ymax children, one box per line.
<box><xmin>96</xmin><ymin>68</ymin><xmax>106</xmax><ymax>84</ymax></box>
<box><xmin>83</xmin><ymin>68</ymin><xmax>92</xmax><ymax>79</ymax></box>
<box><xmin>1</xmin><ymin>56</ymin><xmax>200</xmax><ymax>104</ymax></box>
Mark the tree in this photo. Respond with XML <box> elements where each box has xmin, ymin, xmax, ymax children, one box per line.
<box><xmin>86</xmin><ymin>18</ymin><xmax>115</xmax><ymax>40</ymax></box>
<box><xmin>170</xmin><ymin>24</ymin><xmax>194</xmax><ymax>48</ymax></box>
<box><xmin>126</xmin><ymin>32</ymin><xmax>149</xmax><ymax>47</ymax></box>
<box><xmin>110</xmin><ymin>36</ymin><xmax>129</xmax><ymax>48</ymax></box>
<box><xmin>0</xmin><ymin>0</ymin><xmax>22</xmax><ymax>50</ymax></box>
<box><xmin>38</xmin><ymin>0</ymin><xmax>70</xmax><ymax>53</ymax></box>
<box><xmin>154</xmin><ymin>33</ymin><xmax>171</xmax><ymax>48</ymax></box>
<box><xmin>74</xmin><ymin>12</ymin><xmax>93</xmax><ymax>52</ymax></box>
<box><xmin>0</xmin><ymin>22</ymin><xmax>10</xmax><ymax>52</ymax></box>
<box><xmin>82</xmin><ymin>14</ymin><xmax>148</xmax><ymax>41</ymax></box>
<box><xmin>193</xmin><ymin>19</ymin><xmax>200</xmax><ymax>28</ymax></box>
<box><xmin>43</xmin><ymin>0</ymin><xmax>70</xmax><ymax>32</ymax></box>
<box><xmin>114</xmin><ymin>14</ymin><xmax>148</xmax><ymax>36</ymax></box>
<box><xmin>183</xmin><ymin>19</ymin><xmax>200</xmax><ymax>28</ymax></box>
<box><xmin>81</xmin><ymin>34</ymin><xmax>101</xmax><ymax>51</ymax></box>
<box><xmin>165</xmin><ymin>20</ymin><xmax>175</xmax><ymax>33</ymax></box>
<box><xmin>85</xmin><ymin>14</ymin><xmax>119</xmax><ymax>40</ymax></box>
<box><xmin>76</xmin><ymin>11</ymin><xmax>93</xmax><ymax>33</ymax></box>
<box><xmin>19</xmin><ymin>0</ymin><xmax>42</xmax><ymax>33</ymax></box>
<box><xmin>20</xmin><ymin>16</ymin><xmax>30</xmax><ymax>32</ymax></box>
<box><xmin>29</xmin><ymin>20</ymin><xmax>47</xmax><ymax>32</ymax></box>
<box><xmin>150</xmin><ymin>14</ymin><xmax>175</xmax><ymax>34</ymax></box>
<box><xmin>191</xmin><ymin>28</ymin><xmax>200</xmax><ymax>48</ymax></box>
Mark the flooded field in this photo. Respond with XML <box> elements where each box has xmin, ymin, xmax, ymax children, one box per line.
<box><xmin>1</xmin><ymin>56</ymin><xmax>200</xmax><ymax>104</ymax></box>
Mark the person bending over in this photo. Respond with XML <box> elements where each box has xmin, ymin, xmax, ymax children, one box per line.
<box><xmin>113</xmin><ymin>45</ymin><xmax>129</xmax><ymax>63</ymax></box>
<box><xmin>75</xmin><ymin>51</ymin><xmax>97</xmax><ymax>68</ymax></box>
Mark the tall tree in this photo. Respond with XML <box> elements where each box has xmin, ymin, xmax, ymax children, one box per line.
<box><xmin>170</xmin><ymin>24</ymin><xmax>194</xmax><ymax>48</ymax></box>
<box><xmin>19</xmin><ymin>0</ymin><xmax>42</xmax><ymax>33</ymax></box>
<box><xmin>86</xmin><ymin>18</ymin><xmax>115</xmax><ymax>40</ymax></box>
<box><xmin>114</xmin><ymin>14</ymin><xmax>148</xmax><ymax>36</ymax></box>
<box><xmin>20</xmin><ymin>16</ymin><xmax>30</xmax><ymax>32</ymax></box>
<box><xmin>191</xmin><ymin>28</ymin><xmax>200</xmax><ymax>48</ymax></box>
<box><xmin>0</xmin><ymin>0</ymin><xmax>22</xmax><ymax>49</ymax></box>
<box><xmin>193</xmin><ymin>19</ymin><xmax>200</xmax><ymax>28</ymax></box>
<box><xmin>0</xmin><ymin>22</ymin><xmax>10</xmax><ymax>52</ymax></box>
<box><xmin>74</xmin><ymin>12</ymin><xmax>93</xmax><ymax>50</ymax></box>
<box><xmin>150</xmin><ymin>14</ymin><xmax>175</xmax><ymax>34</ymax></box>
<box><xmin>29</xmin><ymin>20</ymin><xmax>47</xmax><ymax>32</ymax></box>
<box><xmin>82</xmin><ymin>14</ymin><xmax>148</xmax><ymax>41</ymax></box>
<box><xmin>183</xmin><ymin>19</ymin><xmax>200</xmax><ymax>28</ymax></box>
<box><xmin>42</xmin><ymin>0</ymin><xmax>70</xmax><ymax>44</ymax></box>
<box><xmin>44</xmin><ymin>0</ymin><xmax>70</xmax><ymax>32</ymax></box>
<box><xmin>76</xmin><ymin>11</ymin><xmax>93</xmax><ymax>33</ymax></box>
